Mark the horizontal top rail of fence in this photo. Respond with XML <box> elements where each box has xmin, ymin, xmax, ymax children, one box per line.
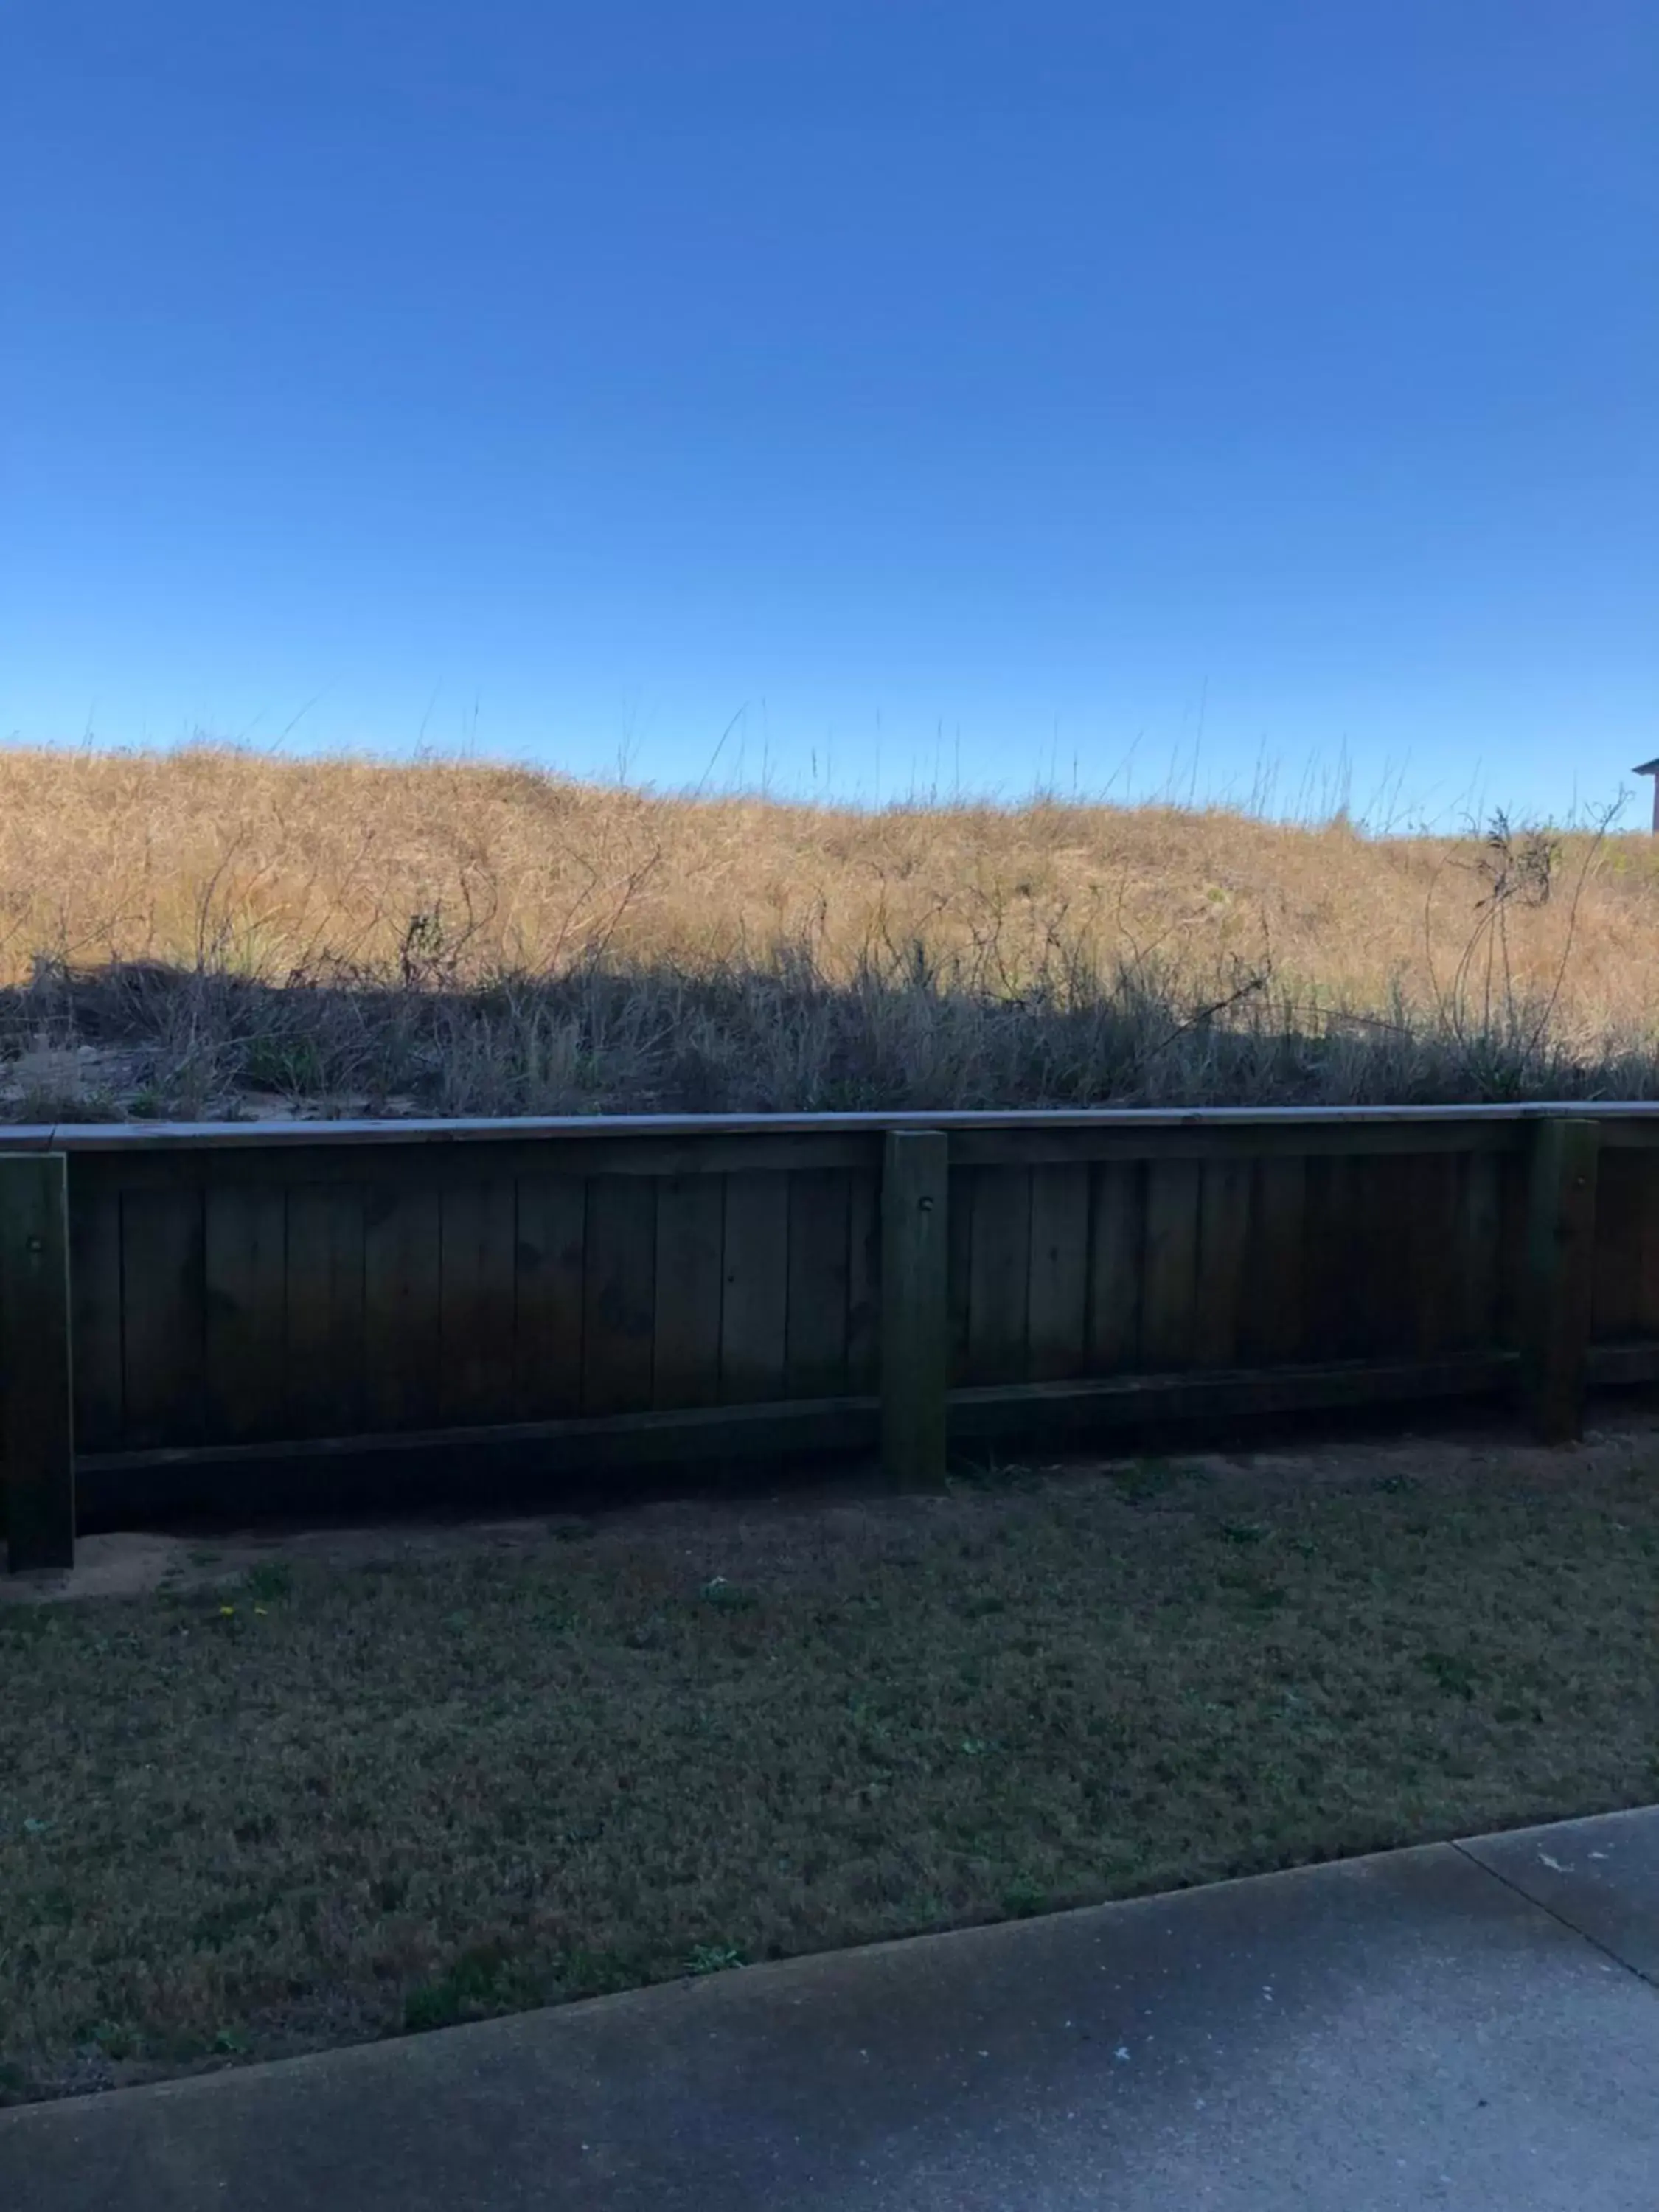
<box><xmin>7</xmin><ymin>1099</ymin><xmax>1659</xmax><ymax>1152</ymax></box>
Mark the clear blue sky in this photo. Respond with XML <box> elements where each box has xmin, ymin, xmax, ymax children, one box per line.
<box><xmin>4</xmin><ymin>1</ymin><xmax>1655</xmax><ymax>827</ymax></box>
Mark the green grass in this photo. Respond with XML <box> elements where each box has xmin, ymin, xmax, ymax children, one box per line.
<box><xmin>4</xmin><ymin>1436</ymin><xmax>1659</xmax><ymax>2105</ymax></box>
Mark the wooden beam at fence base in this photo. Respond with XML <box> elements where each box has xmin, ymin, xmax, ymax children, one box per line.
<box><xmin>77</xmin><ymin>1392</ymin><xmax>883</xmax><ymax>1500</ymax></box>
<box><xmin>1</xmin><ymin>1152</ymin><xmax>75</xmax><ymax>1571</ymax></box>
<box><xmin>880</xmin><ymin>1130</ymin><xmax>950</xmax><ymax>1489</ymax></box>
<box><xmin>1522</xmin><ymin>1117</ymin><xmax>1600</xmax><ymax>1444</ymax></box>
<box><xmin>950</xmin><ymin>1352</ymin><xmax>1520</xmax><ymax>1439</ymax></box>
<box><xmin>72</xmin><ymin>1350</ymin><xmax>1532</xmax><ymax>1526</ymax></box>
<box><xmin>1586</xmin><ymin>1339</ymin><xmax>1659</xmax><ymax>1388</ymax></box>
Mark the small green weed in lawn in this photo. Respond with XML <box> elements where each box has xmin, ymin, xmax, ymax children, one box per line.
<box><xmin>1001</xmin><ymin>1875</ymin><xmax>1048</xmax><ymax>1919</ymax></box>
<box><xmin>240</xmin><ymin>1562</ymin><xmax>293</xmax><ymax>1604</ymax></box>
<box><xmin>403</xmin><ymin>1944</ymin><xmax>535</xmax><ymax>2034</ymax></box>
<box><xmin>685</xmin><ymin>1944</ymin><xmax>745</xmax><ymax>1975</ymax></box>
<box><xmin>76</xmin><ymin>2021</ymin><xmax>138</xmax><ymax>2062</ymax></box>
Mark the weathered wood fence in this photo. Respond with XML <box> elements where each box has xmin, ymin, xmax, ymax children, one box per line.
<box><xmin>1</xmin><ymin>1105</ymin><xmax>1652</xmax><ymax>1571</ymax></box>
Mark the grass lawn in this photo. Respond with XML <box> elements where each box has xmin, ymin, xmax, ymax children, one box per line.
<box><xmin>4</xmin><ymin>1418</ymin><xmax>1659</xmax><ymax>2105</ymax></box>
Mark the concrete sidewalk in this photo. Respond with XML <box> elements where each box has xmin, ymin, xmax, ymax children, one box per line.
<box><xmin>4</xmin><ymin>1809</ymin><xmax>1659</xmax><ymax>2211</ymax></box>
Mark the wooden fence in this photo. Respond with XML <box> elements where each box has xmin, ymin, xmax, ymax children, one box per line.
<box><xmin>1</xmin><ymin>1104</ymin><xmax>1652</xmax><ymax>1571</ymax></box>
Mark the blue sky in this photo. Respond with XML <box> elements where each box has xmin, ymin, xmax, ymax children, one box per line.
<box><xmin>4</xmin><ymin>1</ymin><xmax>1655</xmax><ymax>827</ymax></box>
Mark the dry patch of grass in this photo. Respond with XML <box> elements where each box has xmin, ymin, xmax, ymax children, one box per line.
<box><xmin>4</xmin><ymin>1424</ymin><xmax>1659</xmax><ymax>2105</ymax></box>
<box><xmin>2</xmin><ymin>743</ymin><xmax>1658</xmax><ymax>1119</ymax></box>
<box><xmin>2</xmin><ymin>744</ymin><xmax>1648</xmax><ymax>1026</ymax></box>
<box><xmin>2</xmin><ymin>753</ymin><xmax>1658</xmax><ymax>1119</ymax></box>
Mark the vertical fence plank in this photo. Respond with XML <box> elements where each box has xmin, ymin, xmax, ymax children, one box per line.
<box><xmin>1300</xmin><ymin>1155</ymin><xmax>1351</xmax><ymax>1363</ymax></box>
<box><xmin>1141</xmin><ymin>1158</ymin><xmax>1200</xmax><ymax>1371</ymax></box>
<box><xmin>1338</xmin><ymin>1153</ymin><xmax>1381</xmax><ymax>1360</ymax></box>
<box><xmin>285</xmin><ymin>1183</ymin><xmax>366</xmax><ymax>1438</ymax></box>
<box><xmin>785</xmin><ymin>1169</ymin><xmax>850</xmax><ymax>1401</ymax></box>
<box><xmin>513</xmin><ymin>1173</ymin><xmax>585</xmax><ymax>1420</ymax></box>
<box><xmin>654</xmin><ymin>1173</ymin><xmax>726</xmax><ymax>1409</ymax></box>
<box><xmin>1455</xmin><ymin>1150</ymin><xmax>1502</xmax><ymax>1352</ymax></box>
<box><xmin>1</xmin><ymin>1152</ymin><xmax>74</xmax><ymax>1571</ymax></box>
<box><xmin>1523</xmin><ymin>1118</ymin><xmax>1600</xmax><ymax>1443</ymax></box>
<box><xmin>1592</xmin><ymin>1147</ymin><xmax>1644</xmax><ymax>1343</ymax></box>
<box><xmin>1085</xmin><ymin>1160</ymin><xmax>1142</xmax><ymax>1374</ymax></box>
<box><xmin>881</xmin><ymin>1130</ymin><xmax>948</xmax><ymax>1488</ymax></box>
<box><xmin>363</xmin><ymin>1183</ymin><xmax>442</xmax><ymax>1432</ymax></box>
<box><xmin>1359</xmin><ymin>1153</ymin><xmax>1420</xmax><ymax>1360</ymax></box>
<box><xmin>582</xmin><ymin>1177</ymin><xmax>656</xmax><ymax>1414</ymax></box>
<box><xmin>1027</xmin><ymin>1163</ymin><xmax>1090</xmax><ymax>1382</ymax></box>
<box><xmin>1194</xmin><ymin>1158</ymin><xmax>1253</xmax><ymax>1368</ymax></box>
<box><xmin>1238</xmin><ymin>1154</ymin><xmax>1305</xmax><ymax>1366</ymax></box>
<box><xmin>1495</xmin><ymin>1147</ymin><xmax>1530</xmax><ymax>1354</ymax></box>
<box><xmin>720</xmin><ymin>1172</ymin><xmax>790</xmax><ymax>1404</ymax></box>
<box><xmin>946</xmin><ymin>1166</ymin><xmax>975</xmax><ymax>1385</ymax></box>
<box><xmin>67</xmin><ymin>1161</ymin><xmax>123</xmax><ymax>1451</ymax></box>
<box><xmin>1636</xmin><ymin>1152</ymin><xmax>1659</xmax><ymax>1338</ymax></box>
<box><xmin>967</xmin><ymin>1167</ymin><xmax>1032</xmax><ymax>1385</ymax></box>
<box><xmin>204</xmin><ymin>1183</ymin><xmax>289</xmax><ymax>1444</ymax></box>
<box><xmin>122</xmin><ymin>1182</ymin><xmax>206</xmax><ymax>1449</ymax></box>
<box><xmin>1407</xmin><ymin>1152</ymin><xmax>1463</xmax><ymax>1357</ymax></box>
<box><xmin>439</xmin><ymin>1179</ymin><xmax>518</xmax><ymax>1427</ymax></box>
<box><xmin>845</xmin><ymin>1166</ymin><xmax>881</xmax><ymax>1394</ymax></box>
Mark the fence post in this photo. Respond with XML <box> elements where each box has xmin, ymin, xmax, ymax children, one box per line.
<box><xmin>1521</xmin><ymin>1116</ymin><xmax>1599</xmax><ymax>1444</ymax></box>
<box><xmin>880</xmin><ymin>1129</ymin><xmax>950</xmax><ymax>1488</ymax></box>
<box><xmin>0</xmin><ymin>1152</ymin><xmax>75</xmax><ymax>1571</ymax></box>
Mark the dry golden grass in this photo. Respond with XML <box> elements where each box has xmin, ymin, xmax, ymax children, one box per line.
<box><xmin>2</xmin><ymin>742</ymin><xmax>1658</xmax><ymax>1118</ymax></box>
<box><xmin>1</xmin><ymin>741</ymin><xmax>1653</xmax><ymax>1021</ymax></box>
